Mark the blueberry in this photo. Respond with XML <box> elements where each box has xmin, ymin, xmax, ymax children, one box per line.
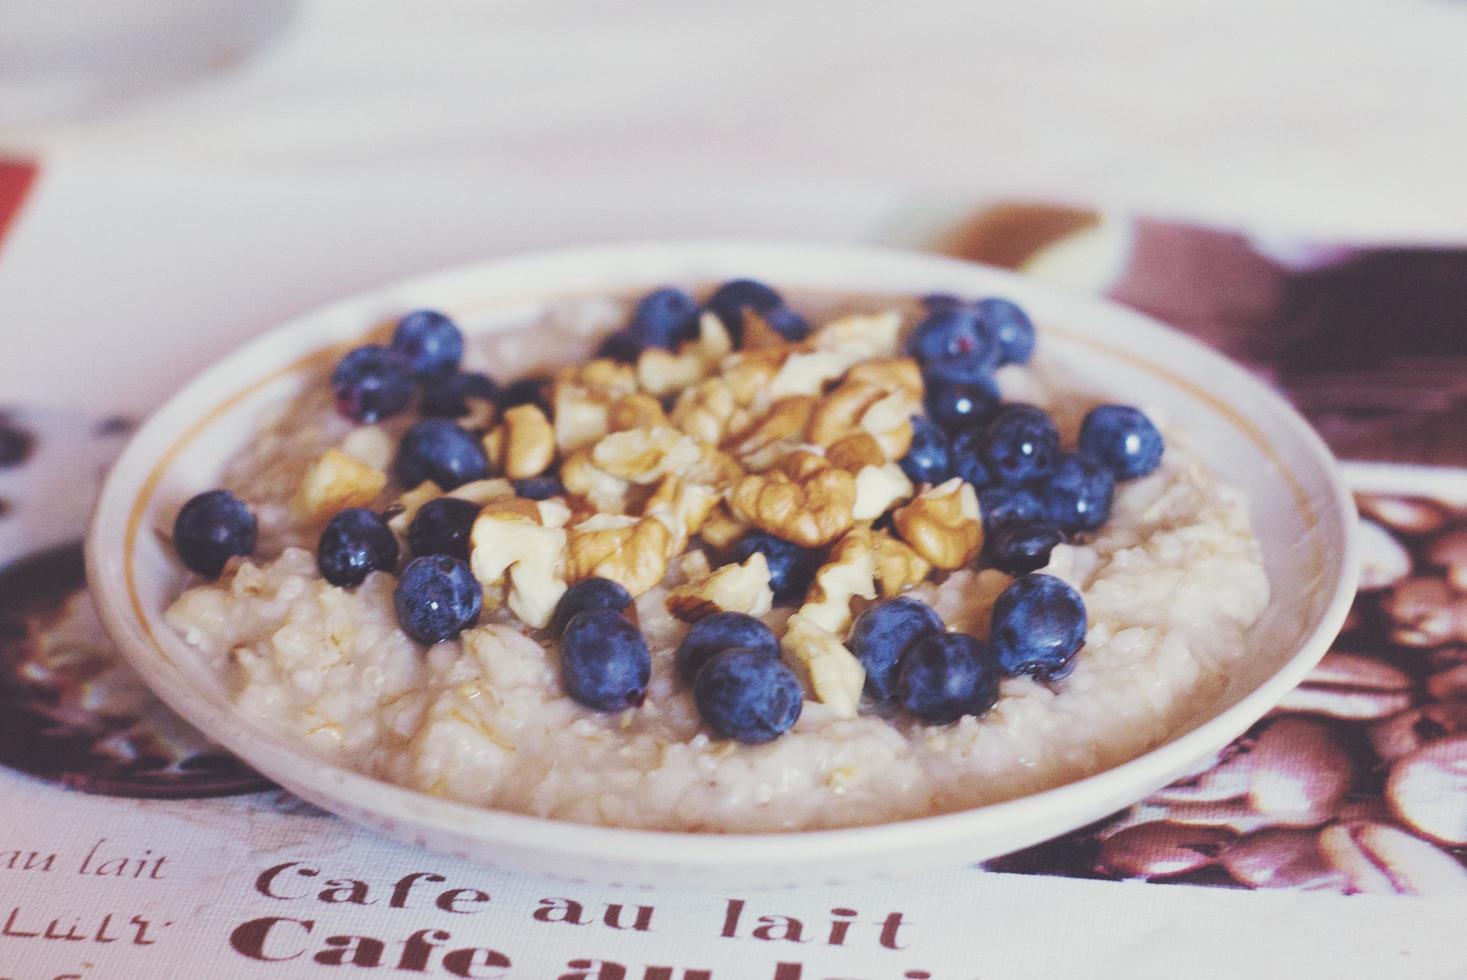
<box><xmin>407</xmin><ymin>496</ymin><xmax>480</xmax><ymax>560</ymax></box>
<box><xmin>924</xmin><ymin>374</ymin><xmax>1000</xmax><ymax>431</ymax></box>
<box><xmin>392</xmin><ymin>555</ymin><xmax>482</xmax><ymax>644</ymax></box>
<box><xmin>976</xmin><ymin>297</ymin><xmax>1035</xmax><ymax>366</ymax></box>
<box><xmin>918</xmin><ymin>351</ymin><xmax>1001</xmax><ymax>387</ymax></box>
<box><xmin>849</xmin><ymin>597</ymin><xmax>946</xmax><ymax>702</ymax></box>
<box><xmin>896</xmin><ymin>632</ymin><xmax>1001</xmax><ymax>725</ymax></box>
<box><xmin>317</xmin><ymin>508</ymin><xmax>399</xmax><ymax>586</ymax></box>
<box><xmin>330</xmin><ymin>345</ymin><xmax>414</xmax><ymax>423</ymax></box>
<box><xmin>513</xmin><ymin>475</ymin><xmax>565</xmax><ymax>500</ymax></box>
<box><xmin>704</xmin><ymin>279</ymin><xmax>809</xmax><ymax>343</ymax></box>
<box><xmin>597</xmin><ymin>329</ymin><xmax>645</xmax><ymax>364</ymax></box>
<box><xmin>675</xmin><ymin>611</ymin><xmax>780</xmax><ymax>684</ymax></box>
<box><xmin>499</xmin><ymin>375</ymin><xmax>552</xmax><ymax>413</ymax></box>
<box><xmin>172</xmin><ymin>489</ymin><xmax>257</xmax><ymax>578</ymax></box>
<box><xmin>420</xmin><ymin>371</ymin><xmax>499</xmax><ymax>419</ymax></box>
<box><xmin>976</xmin><ymin>485</ymin><xmax>1045</xmax><ymax>534</ymax></box>
<box><xmin>552</xmin><ymin>577</ymin><xmax>634</xmax><ymax>635</ymax></box>
<box><xmin>949</xmin><ymin>429</ymin><xmax>994</xmax><ymax>489</ymax></box>
<box><xmin>627</xmin><ymin>287</ymin><xmax>700</xmax><ymax>350</ymax></box>
<box><xmin>728</xmin><ymin>531</ymin><xmax>823</xmax><ymax>604</ymax></box>
<box><xmin>1039</xmin><ymin>452</ymin><xmax>1115</xmax><ymax>532</ymax></box>
<box><xmin>982</xmin><ymin>404</ymin><xmax>1059</xmax><ymax>485</ymax></box>
<box><xmin>906</xmin><ymin>308</ymin><xmax>1001</xmax><ymax>378</ymax></box>
<box><xmin>693</xmin><ymin>647</ymin><xmax>803</xmax><ymax>743</ymax></box>
<box><xmin>394</xmin><ymin>419</ymin><xmax>489</xmax><ymax>490</ymax></box>
<box><xmin>987</xmin><ymin>520</ymin><xmax>1063</xmax><ymax>575</ymax></box>
<box><xmin>1079</xmin><ymin>404</ymin><xmax>1164</xmax><ymax>480</ymax></box>
<box><xmin>989</xmin><ymin>573</ymin><xmax>1087</xmax><ymax>679</ymax></box>
<box><xmin>920</xmin><ymin>292</ymin><xmax>963</xmax><ymax>311</ymax></box>
<box><xmin>390</xmin><ymin>309</ymin><xmax>464</xmax><ymax>379</ymax></box>
<box><xmin>898</xmin><ymin>416</ymin><xmax>952</xmax><ymax>485</ymax></box>
<box><xmin>560</xmin><ymin>609</ymin><xmax>651</xmax><ymax>711</ymax></box>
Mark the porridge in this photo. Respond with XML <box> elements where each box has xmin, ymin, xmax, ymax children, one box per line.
<box><xmin>162</xmin><ymin>282</ymin><xmax>1269</xmax><ymax>832</ymax></box>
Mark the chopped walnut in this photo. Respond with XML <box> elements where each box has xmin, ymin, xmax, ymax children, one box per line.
<box><xmin>893</xmin><ymin>478</ymin><xmax>983</xmax><ymax>570</ymax></box>
<box><xmin>807</xmin><ymin>380</ymin><xmax>888</xmax><ymax>448</ymax></box>
<box><xmin>643</xmin><ymin>474</ymin><xmax>720</xmax><ymax>557</ymax></box>
<box><xmin>846</xmin><ymin>357</ymin><xmax>923</xmax><ymax>396</ymax></box>
<box><xmin>696</xmin><ymin>311</ymin><xmax>735</xmax><ymax>362</ymax></box>
<box><xmin>469</xmin><ymin>502</ymin><xmax>568</xmax><ymax>629</ymax></box>
<box><xmin>387</xmin><ymin>479</ymin><xmax>445</xmax><ymax>536</ymax></box>
<box><xmin>339</xmin><ymin>426</ymin><xmax>394</xmax><ymax>472</ymax></box>
<box><xmin>726</xmin><ymin>395</ymin><xmax>818</xmax><ymax>462</ymax></box>
<box><xmin>565</xmin><ymin>513</ymin><xmax>673</xmax><ymax>596</ymax></box>
<box><xmin>683</xmin><ymin>443</ymin><xmax>745</xmax><ymax>487</ymax></box>
<box><xmin>844</xmin><ymin>526</ymin><xmax>931</xmax><ymax>597</ymax></box>
<box><xmin>484</xmin><ymin>404</ymin><xmax>557</xmax><ymax>479</ymax></box>
<box><xmin>798</xmin><ymin>531</ymin><xmax>878</xmax><ymax>635</ymax></box>
<box><xmin>560</xmin><ymin>447</ymin><xmax>634</xmax><ymax>514</ymax></box>
<box><xmin>826</xmin><ymin>432</ymin><xmax>886</xmax><ymax>472</ymax></box>
<box><xmin>291</xmin><ymin>448</ymin><xmax>387</xmax><ymax>523</ymax></box>
<box><xmin>670</xmin><ymin>378</ymin><xmax>738</xmax><ymax>445</ymax></box>
<box><xmin>781</xmin><ymin>613</ymin><xmax>864</xmax><ymax>720</ymax></box>
<box><xmin>552</xmin><ymin>380</ymin><xmax>612</xmax><ymax>453</ymax></box>
<box><xmin>609</xmin><ymin>393</ymin><xmax>669</xmax><ymax>432</ymax></box>
<box><xmin>667</xmin><ymin>551</ymin><xmax>774</xmax><ymax>622</ymax></box>
<box><xmin>637</xmin><ymin>346</ymin><xmax>710</xmax><ymax>397</ymax></box>
<box><xmin>812</xmin><ymin>311</ymin><xmax>903</xmax><ymax>360</ymax></box>
<box><xmin>560</xmin><ymin>357</ymin><xmax>639</xmax><ymax>397</ymax></box>
<box><xmin>723</xmin><ymin>348</ymin><xmax>790</xmax><ymax>405</ymax></box>
<box><xmin>769</xmin><ymin>349</ymin><xmax>857</xmax><ymax>400</ymax></box>
<box><xmin>592</xmin><ymin>426</ymin><xmax>703</xmax><ymax>484</ymax></box>
<box><xmin>697</xmin><ymin>503</ymin><xmax>749</xmax><ymax>550</ymax></box>
<box><xmin>447</xmin><ymin>478</ymin><xmax>516</xmax><ymax>506</ymax></box>
<box><xmin>726</xmin><ymin>463</ymin><xmax>856</xmax><ymax>548</ymax></box>
<box><xmin>851</xmin><ymin>462</ymin><xmax>915</xmax><ymax>522</ymax></box>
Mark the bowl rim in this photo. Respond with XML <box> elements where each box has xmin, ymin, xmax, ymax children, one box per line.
<box><xmin>86</xmin><ymin>239</ymin><xmax>1359</xmax><ymax>868</ymax></box>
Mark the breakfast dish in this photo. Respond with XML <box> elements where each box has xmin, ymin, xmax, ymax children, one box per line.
<box><xmin>161</xmin><ymin>281</ymin><xmax>1269</xmax><ymax>832</ymax></box>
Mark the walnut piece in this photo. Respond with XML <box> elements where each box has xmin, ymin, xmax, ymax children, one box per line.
<box><xmin>339</xmin><ymin>426</ymin><xmax>394</xmax><ymax>471</ymax></box>
<box><xmin>643</xmin><ymin>475</ymin><xmax>720</xmax><ymax>557</ymax></box>
<box><xmin>697</xmin><ymin>503</ymin><xmax>748</xmax><ymax>550</ymax></box>
<box><xmin>609</xmin><ymin>393</ymin><xmax>669</xmax><ymax>432</ymax></box>
<box><xmin>851</xmin><ymin>462</ymin><xmax>915</xmax><ymax>522</ymax></box>
<box><xmin>726</xmin><ymin>395</ymin><xmax>817</xmax><ymax>462</ymax></box>
<box><xmin>798</xmin><ymin>531</ymin><xmax>877</xmax><ymax>635</ymax></box>
<box><xmin>893</xmin><ymin>478</ymin><xmax>983</xmax><ymax>570</ymax></box>
<box><xmin>387</xmin><ymin>479</ymin><xmax>445</xmax><ymax>536</ymax></box>
<box><xmin>812</xmin><ymin>311</ymin><xmax>904</xmax><ymax>360</ymax></box>
<box><xmin>844</xmin><ymin>526</ymin><xmax>931</xmax><ymax>598</ymax></box>
<box><xmin>670</xmin><ymin>378</ymin><xmax>738</xmax><ymax>445</ymax></box>
<box><xmin>781</xmin><ymin>613</ymin><xmax>864</xmax><ymax>719</ymax></box>
<box><xmin>560</xmin><ymin>448</ymin><xmax>633</xmax><ymax>514</ymax></box>
<box><xmin>484</xmin><ymin>404</ymin><xmax>557</xmax><ymax>479</ymax></box>
<box><xmin>552</xmin><ymin>381</ymin><xmax>611</xmax><ymax>453</ymax></box>
<box><xmin>291</xmin><ymin>448</ymin><xmax>387</xmax><ymax>523</ymax></box>
<box><xmin>469</xmin><ymin>502</ymin><xmax>568</xmax><ymax>629</ymax></box>
<box><xmin>565</xmin><ymin>514</ymin><xmax>672</xmax><ymax>596</ymax></box>
<box><xmin>592</xmin><ymin>426</ymin><xmax>702</xmax><ymax>484</ymax></box>
<box><xmin>826</xmin><ymin>432</ymin><xmax>886</xmax><ymax>472</ymax></box>
<box><xmin>726</xmin><ymin>464</ymin><xmax>856</xmax><ymax>548</ymax></box>
<box><xmin>667</xmin><ymin>552</ymin><xmax>774</xmax><ymax>622</ymax></box>
<box><xmin>637</xmin><ymin>347</ymin><xmax>709</xmax><ymax>397</ymax></box>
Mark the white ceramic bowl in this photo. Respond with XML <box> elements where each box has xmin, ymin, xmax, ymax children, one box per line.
<box><xmin>86</xmin><ymin>241</ymin><xmax>1357</xmax><ymax>887</ymax></box>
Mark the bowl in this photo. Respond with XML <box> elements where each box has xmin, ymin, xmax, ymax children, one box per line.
<box><xmin>85</xmin><ymin>241</ymin><xmax>1357</xmax><ymax>887</ymax></box>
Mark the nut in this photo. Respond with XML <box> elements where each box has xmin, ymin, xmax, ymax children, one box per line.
<box><xmin>1385</xmin><ymin>734</ymin><xmax>1467</xmax><ymax>845</ymax></box>
<box><xmin>892</xmin><ymin>478</ymin><xmax>983</xmax><ymax>570</ymax></box>
<box><xmin>726</xmin><ymin>396</ymin><xmax>818</xmax><ymax>461</ymax></box>
<box><xmin>845</xmin><ymin>356</ymin><xmax>923</xmax><ymax>395</ymax></box>
<box><xmin>339</xmin><ymin>425</ymin><xmax>394</xmax><ymax>471</ymax></box>
<box><xmin>851</xmin><ymin>462</ymin><xmax>914</xmax><ymax>522</ymax></box>
<box><xmin>807</xmin><ymin>380</ymin><xmax>888</xmax><ymax>448</ymax></box>
<box><xmin>560</xmin><ymin>448</ymin><xmax>633</xmax><ymax>514</ymax></box>
<box><xmin>726</xmin><ymin>465</ymin><xmax>856</xmax><ymax>548</ymax></box>
<box><xmin>558</xmin><ymin>357</ymin><xmax>639</xmax><ymax>397</ymax></box>
<box><xmin>844</xmin><ymin>526</ymin><xmax>931</xmax><ymax>598</ymax></box>
<box><xmin>592</xmin><ymin>426</ymin><xmax>703</xmax><ymax>484</ymax></box>
<box><xmin>637</xmin><ymin>346</ymin><xmax>710</xmax><ymax>397</ymax></box>
<box><xmin>1318</xmin><ymin>820</ymin><xmax>1467</xmax><ymax>895</ymax></box>
<box><xmin>781</xmin><ymin>449</ymin><xmax>832</xmax><ymax>482</ymax></box>
<box><xmin>643</xmin><ymin>474</ymin><xmax>721</xmax><ymax>556</ymax></box>
<box><xmin>565</xmin><ymin>514</ymin><xmax>672</xmax><ymax>596</ymax></box>
<box><xmin>684</xmin><ymin>443</ymin><xmax>745</xmax><ymax>487</ymax></box>
<box><xmin>552</xmin><ymin>381</ymin><xmax>612</xmax><ymax>453</ymax></box>
<box><xmin>722</xmin><ymin>348</ymin><xmax>790</xmax><ymax>405</ymax></box>
<box><xmin>781</xmin><ymin>612</ymin><xmax>864</xmax><ymax>719</ymax></box>
<box><xmin>1382</xmin><ymin>577</ymin><xmax>1467</xmax><ymax>647</ymax></box>
<box><xmin>798</xmin><ymin>532</ymin><xmax>878</xmax><ymax>635</ymax></box>
<box><xmin>826</xmin><ymin>432</ymin><xmax>886</xmax><ymax>472</ymax></box>
<box><xmin>291</xmin><ymin>448</ymin><xmax>387</xmax><ymax>522</ymax></box>
<box><xmin>485</xmin><ymin>404</ymin><xmax>557</xmax><ymax>479</ymax></box>
<box><xmin>856</xmin><ymin>388</ymin><xmax>918</xmax><ymax>460</ymax></box>
<box><xmin>609</xmin><ymin>393</ymin><xmax>669</xmax><ymax>432</ymax></box>
<box><xmin>695</xmin><ymin>310</ymin><xmax>734</xmax><ymax>362</ymax></box>
<box><xmin>670</xmin><ymin>378</ymin><xmax>738</xmax><ymax>445</ymax></box>
<box><xmin>768</xmin><ymin>349</ymin><xmax>857</xmax><ymax>399</ymax></box>
<box><xmin>697</xmin><ymin>503</ymin><xmax>748</xmax><ymax>550</ymax></box>
<box><xmin>469</xmin><ymin>503</ymin><xmax>568</xmax><ymax>629</ymax></box>
<box><xmin>1275</xmin><ymin>651</ymin><xmax>1415</xmax><ymax>720</ymax></box>
<box><xmin>447</xmin><ymin>478</ymin><xmax>516</xmax><ymax>506</ymax></box>
<box><xmin>1429</xmin><ymin>528</ymin><xmax>1467</xmax><ymax>593</ymax></box>
<box><xmin>667</xmin><ymin>551</ymin><xmax>774</xmax><ymax>621</ymax></box>
<box><xmin>812</xmin><ymin>310</ymin><xmax>903</xmax><ymax>360</ymax></box>
<box><xmin>387</xmin><ymin>479</ymin><xmax>445</xmax><ymax>536</ymax></box>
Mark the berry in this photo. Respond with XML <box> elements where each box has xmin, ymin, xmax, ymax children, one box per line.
<box><xmin>849</xmin><ymin>597</ymin><xmax>946</xmax><ymax>702</ymax></box>
<box><xmin>987</xmin><ymin>520</ymin><xmax>1063</xmax><ymax>575</ymax></box>
<box><xmin>560</xmin><ymin>609</ymin><xmax>651</xmax><ymax>711</ymax></box>
<box><xmin>950</xmin><ymin>429</ymin><xmax>994</xmax><ymax>489</ymax></box>
<box><xmin>597</xmin><ymin>329</ymin><xmax>644</xmax><ymax>363</ymax></box>
<box><xmin>172</xmin><ymin>489</ymin><xmax>257</xmax><ymax>578</ymax></box>
<box><xmin>330</xmin><ymin>345</ymin><xmax>414</xmax><ymax>423</ymax></box>
<box><xmin>704</xmin><ymin>279</ymin><xmax>809</xmax><ymax>343</ymax></box>
<box><xmin>976</xmin><ymin>485</ymin><xmax>1045</xmax><ymax>534</ymax></box>
<box><xmin>990</xmin><ymin>573</ymin><xmax>1087</xmax><ymax>679</ymax></box>
<box><xmin>728</xmin><ymin>531</ymin><xmax>823</xmax><ymax>603</ymax></box>
<box><xmin>1079</xmin><ymin>404</ymin><xmax>1165</xmax><ymax>480</ymax></box>
<box><xmin>919</xmin><ymin>351</ymin><xmax>1001</xmax><ymax>387</ymax></box>
<box><xmin>390</xmin><ymin>309</ymin><xmax>464</xmax><ymax>379</ymax></box>
<box><xmin>982</xmin><ymin>404</ymin><xmax>1059</xmax><ymax>485</ymax></box>
<box><xmin>976</xmin><ymin>297</ymin><xmax>1035</xmax><ymax>366</ymax></box>
<box><xmin>553</xmin><ymin>577</ymin><xmax>633</xmax><ymax>635</ymax></box>
<box><xmin>906</xmin><ymin>309</ymin><xmax>1001</xmax><ymax>379</ymax></box>
<box><xmin>499</xmin><ymin>375</ymin><xmax>552</xmax><ymax>413</ymax></box>
<box><xmin>317</xmin><ymin>508</ymin><xmax>398</xmax><ymax>586</ymax></box>
<box><xmin>407</xmin><ymin>496</ymin><xmax>479</xmax><ymax>560</ymax></box>
<box><xmin>896</xmin><ymin>632</ymin><xmax>1000</xmax><ymax>725</ymax></box>
<box><xmin>920</xmin><ymin>293</ymin><xmax>963</xmax><ymax>312</ymax></box>
<box><xmin>898</xmin><ymin>416</ymin><xmax>952</xmax><ymax>485</ymax></box>
<box><xmin>394</xmin><ymin>419</ymin><xmax>489</xmax><ymax>490</ymax></box>
<box><xmin>1040</xmin><ymin>453</ymin><xmax>1115</xmax><ymax>532</ymax></box>
<box><xmin>924</xmin><ymin>374</ymin><xmax>1000</xmax><ymax>431</ymax></box>
<box><xmin>627</xmin><ymin>287</ymin><xmax>700</xmax><ymax>350</ymax></box>
<box><xmin>676</xmin><ymin>611</ymin><xmax>780</xmax><ymax>683</ymax></box>
<box><xmin>420</xmin><ymin>371</ymin><xmax>499</xmax><ymax>419</ymax></box>
<box><xmin>694</xmin><ymin>648</ymin><xmax>803</xmax><ymax>743</ymax></box>
<box><xmin>513</xmin><ymin>475</ymin><xmax>565</xmax><ymax>500</ymax></box>
<box><xmin>392</xmin><ymin>555</ymin><xmax>482</xmax><ymax>644</ymax></box>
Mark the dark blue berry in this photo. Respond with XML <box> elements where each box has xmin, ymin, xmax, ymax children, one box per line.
<box><xmin>331</xmin><ymin>345</ymin><xmax>414</xmax><ymax>423</ymax></box>
<box><xmin>560</xmin><ymin>609</ymin><xmax>651</xmax><ymax>712</ymax></box>
<box><xmin>317</xmin><ymin>508</ymin><xmax>398</xmax><ymax>586</ymax></box>
<box><xmin>990</xmin><ymin>573</ymin><xmax>1087</xmax><ymax>679</ymax></box>
<box><xmin>173</xmin><ymin>489</ymin><xmax>257</xmax><ymax>578</ymax></box>
<box><xmin>924</xmin><ymin>374</ymin><xmax>1000</xmax><ymax>431</ymax></box>
<box><xmin>499</xmin><ymin>375</ymin><xmax>552</xmax><ymax>413</ymax></box>
<box><xmin>849</xmin><ymin>597</ymin><xmax>946</xmax><ymax>702</ymax></box>
<box><xmin>1079</xmin><ymin>404</ymin><xmax>1165</xmax><ymax>480</ymax></box>
<box><xmin>1039</xmin><ymin>452</ymin><xmax>1115</xmax><ymax>532</ymax></box>
<box><xmin>896</xmin><ymin>632</ymin><xmax>1000</xmax><ymax>725</ymax></box>
<box><xmin>693</xmin><ymin>648</ymin><xmax>803</xmax><ymax>743</ymax></box>
<box><xmin>704</xmin><ymin>279</ymin><xmax>809</xmax><ymax>343</ymax></box>
<box><xmin>728</xmin><ymin>531</ymin><xmax>823</xmax><ymax>604</ymax></box>
<box><xmin>976</xmin><ymin>297</ymin><xmax>1035</xmax><ymax>366</ymax></box>
<box><xmin>627</xmin><ymin>287</ymin><xmax>700</xmax><ymax>350</ymax></box>
<box><xmin>407</xmin><ymin>496</ymin><xmax>479</xmax><ymax>561</ymax></box>
<box><xmin>420</xmin><ymin>371</ymin><xmax>499</xmax><ymax>419</ymax></box>
<box><xmin>676</xmin><ymin>611</ymin><xmax>780</xmax><ymax>684</ymax></box>
<box><xmin>920</xmin><ymin>293</ymin><xmax>963</xmax><ymax>312</ymax></box>
<box><xmin>390</xmin><ymin>310</ymin><xmax>464</xmax><ymax>379</ymax></box>
<box><xmin>597</xmin><ymin>329</ymin><xmax>645</xmax><ymax>363</ymax></box>
<box><xmin>513</xmin><ymin>475</ymin><xmax>565</xmax><ymax>500</ymax></box>
<box><xmin>906</xmin><ymin>308</ymin><xmax>1001</xmax><ymax>378</ymax></box>
<box><xmin>394</xmin><ymin>419</ymin><xmax>489</xmax><ymax>490</ymax></box>
<box><xmin>552</xmin><ymin>577</ymin><xmax>634</xmax><ymax>635</ymax></box>
<box><xmin>919</xmin><ymin>351</ymin><xmax>1001</xmax><ymax>387</ymax></box>
<box><xmin>950</xmin><ymin>429</ymin><xmax>994</xmax><ymax>489</ymax></box>
<box><xmin>987</xmin><ymin>520</ymin><xmax>1063</xmax><ymax>575</ymax></box>
<box><xmin>392</xmin><ymin>555</ymin><xmax>482</xmax><ymax>644</ymax></box>
<box><xmin>977</xmin><ymin>485</ymin><xmax>1045</xmax><ymax>534</ymax></box>
<box><xmin>982</xmin><ymin>404</ymin><xmax>1059</xmax><ymax>485</ymax></box>
<box><xmin>898</xmin><ymin>416</ymin><xmax>952</xmax><ymax>485</ymax></box>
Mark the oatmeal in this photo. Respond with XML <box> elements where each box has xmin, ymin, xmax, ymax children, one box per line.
<box><xmin>163</xmin><ymin>282</ymin><xmax>1269</xmax><ymax>832</ymax></box>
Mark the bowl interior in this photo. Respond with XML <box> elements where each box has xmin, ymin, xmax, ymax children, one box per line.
<box><xmin>87</xmin><ymin>241</ymin><xmax>1356</xmax><ymax>886</ymax></box>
